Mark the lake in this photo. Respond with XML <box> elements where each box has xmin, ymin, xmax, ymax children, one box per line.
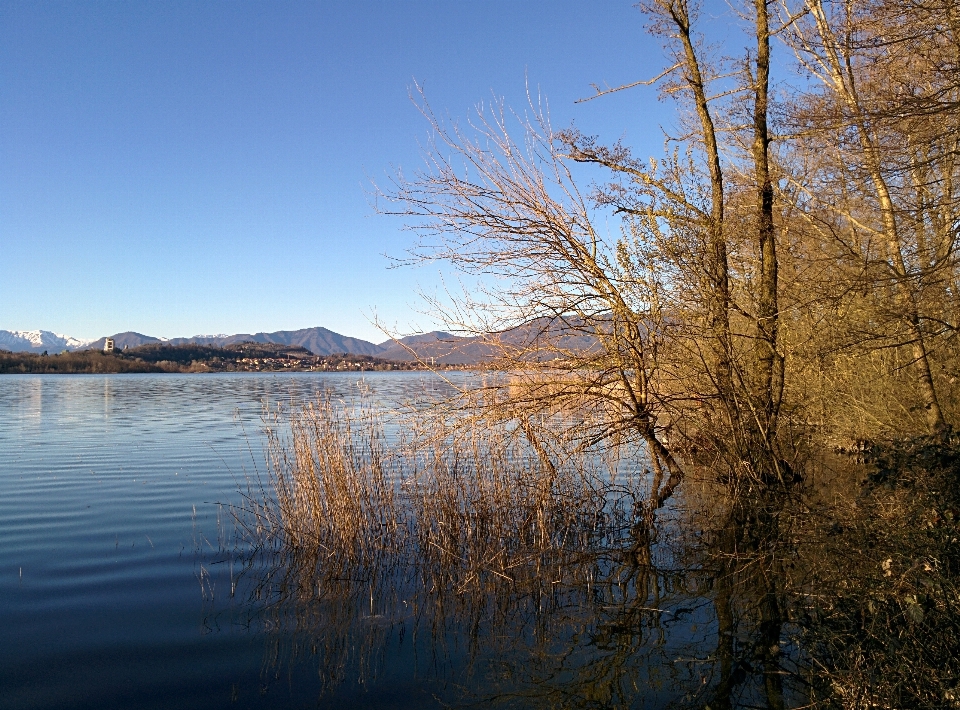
<box><xmin>1</xmin><ymin>373</ymin><xmax>475</xmax><ymax>709</ymax></box>
<box><xmin>1</xmin><ymin>372</ymin><xmax>776</xmax><ymax>709</ymax></box>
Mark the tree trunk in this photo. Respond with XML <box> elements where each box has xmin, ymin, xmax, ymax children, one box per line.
<box><xmin>752</xmin><ymin>0</ymin><xmax>781</xmax><ymax>438</ymax></box>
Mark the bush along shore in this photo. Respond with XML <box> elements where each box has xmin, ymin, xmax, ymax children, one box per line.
<box><xmin>0</xmin><ymin>342</ymin><xmax>453</xmax><ymax>374</ymax></box>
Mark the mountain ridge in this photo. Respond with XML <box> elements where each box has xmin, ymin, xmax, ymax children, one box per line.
<box><xmin>1</xmin><ymin>326</ymin><xmax>462</xmax><ymax>358</ymax></box>
<box><xmin>0</xmin><ymin>329</ymin><xmax>96</xmax><ymax>353</ymax></box>
<box><xmin>2</xmin><ymin>321</ymin><xmax>598</xmax><ymax>363</ymax></box>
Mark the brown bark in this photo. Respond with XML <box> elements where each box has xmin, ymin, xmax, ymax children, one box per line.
<box><xmin>752</xmin><ymin>0</ymin><xmax>781</xmax><ymax>434</ymax></box>
<box><xmin>664</xmin><ymin>0</ymin><xmax>737</xmax><ymax>416</ymax></box>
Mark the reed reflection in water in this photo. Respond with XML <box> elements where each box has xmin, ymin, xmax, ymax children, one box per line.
<box><xmin>221</xmin><ymin>396</ymin><xmax>811</xmax><ymax>709</ymax></box>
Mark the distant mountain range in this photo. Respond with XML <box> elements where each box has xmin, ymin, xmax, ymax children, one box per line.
<box><xmin>1</xmin><ymin>322</ymin><xmax>601</xmax><ymax>364</ymax></box>
<box><xmin>83</xmin><ymin>327</ymin><xmax>389</xmax><ymax>358</ymax></box>
<box><xmin>0</xmin><ymin>330</ymin><xmax>96</xmax><ymax>353</ymax></box>
<box><xmin>0</xmin><ymin>326</ymin><xmax>475</xmax><ymax>362</ymax></box>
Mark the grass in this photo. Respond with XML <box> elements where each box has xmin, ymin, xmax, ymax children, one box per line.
<box><xmin>231</xmin><ymin>394</ymin><xmax>693</xmax><ymax>707</ymax></box>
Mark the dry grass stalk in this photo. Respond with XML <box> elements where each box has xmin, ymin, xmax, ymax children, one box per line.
<box><xmin>243</xmin><ymin>393</ymin><xmax>648</xmax><ymax>588</ymax></box>
<box><xmin>261</xmin><ymin>398</ymin><xmax>402</xmax><ymax>563</ymax></box>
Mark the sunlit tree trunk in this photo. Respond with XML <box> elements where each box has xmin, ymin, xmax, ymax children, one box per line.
<box><xmin>752</xmin><ymin>0</ymin><xmax>782</xmax><ymax>437</ymax></box>
<box><xmin>659</xmin><ymin>0</ymin><xmax>737</xmax><ymax>426</ymax></box>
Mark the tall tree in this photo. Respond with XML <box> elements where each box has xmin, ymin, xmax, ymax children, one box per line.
<box><xmin>565</xmin><ymin>0</ymin><xmax>791</xmax><ymax>482</ymax></box>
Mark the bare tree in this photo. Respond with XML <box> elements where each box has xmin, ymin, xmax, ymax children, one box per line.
<box><xmin>563</xmin><ymin>0</ymin><xmax>797</xmax><ymax>484</ymax></box>
<box><xmin>379</xmin><ymin>0</ymin><xmax>958</xmax><ymax>508</ymax></box>
<box><xmin>377</xmin><ymin>91</ymin><xmax>684</xmax><ymax>514</ymax></box>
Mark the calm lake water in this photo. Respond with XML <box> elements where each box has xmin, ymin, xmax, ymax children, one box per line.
<box><xmin>2</xmin><ymin>372</ymin><xmax>750</xmax><ymax>709</ymax></box>
<box><xmin>0</xmin><ymin>373</ymin><xmax>473</xmax><ymax>710</ymax></box>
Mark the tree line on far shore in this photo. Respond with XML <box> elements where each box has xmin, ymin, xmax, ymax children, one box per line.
<box><xmin>0</xmin><ymin>342</ymin><xmax>431</xmax><ymax>374</ymax></box>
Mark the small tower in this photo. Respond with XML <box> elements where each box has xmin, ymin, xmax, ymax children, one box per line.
<box><xmin>103</xmin><ymin>338</ymin><xmax>115</xmax><ymax>354</ymax></box>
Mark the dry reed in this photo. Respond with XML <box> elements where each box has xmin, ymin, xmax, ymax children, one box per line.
<box><xmin>241</xmin><ymin>393</ymin><xmax>647</xmax><ymax>588</ymax></box>
<box><xmin>263</xmin><ymin>398</ymin><xmax>402</xmax><ymax>561</ymax></box>
<box><xmin>231</xmin><ymin>396</ymin><xmax>688</xmax><ymax>705</ymax></box>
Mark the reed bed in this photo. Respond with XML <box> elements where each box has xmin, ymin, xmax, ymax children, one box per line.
<box><xmin>242</xmin><ymin>394</ymin><xmax>647</xmax><ymax>588</ymax></box>
<box><xmin>262</xmin><ymin>398</ymin><xmax>402</xmax><ymax>561</ymax></box>
<box><xmin>234</xmin><ymin>398</ymin><xmax>686</xmax><ymax>705</ymax></box>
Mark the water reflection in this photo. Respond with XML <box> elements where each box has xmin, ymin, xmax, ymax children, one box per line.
<box><xmin>2</xmin><ymin>373</ymin><xmax>951</xmax><ymax>707</ymax></box>
<box><xmin>223</xmin><ymin>479</ymin><xmax>811</xmax><ymax>709</ymax></box>
<box><xmin>12</xmin><ymin>376</ymin><xmax>45</xmax><ymax>426</ymax></box>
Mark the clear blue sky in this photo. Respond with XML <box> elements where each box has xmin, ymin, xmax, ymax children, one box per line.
<box><xmin>1</xmin><ymin>0</ymin><xmax>737</xmax><ymax>342</ymax></box>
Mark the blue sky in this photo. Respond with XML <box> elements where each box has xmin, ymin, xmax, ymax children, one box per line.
<box><xmin>1</xmin><ymin>0</ymin><xmax>738</xmax><ymax>342</ymax></box>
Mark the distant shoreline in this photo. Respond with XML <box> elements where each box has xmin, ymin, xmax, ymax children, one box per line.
<box><xmin>0</xmin><ymin>342</ymin><xmax>472</xmax><ymax>375</ymax></box>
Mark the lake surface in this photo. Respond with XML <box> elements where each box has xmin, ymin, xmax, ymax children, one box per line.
<box><xmin>1</xmin><ymin>373</ymin><xmax>763</xmax><ymax>709</ymax></box>
<box><xmin>0</xmin><ymin>373</ymin><xmax>474</xmax><ymax>710</ymax></box>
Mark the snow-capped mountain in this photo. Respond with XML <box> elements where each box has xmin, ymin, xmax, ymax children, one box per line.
<box><xmin>0</xmin><ymin>330</ymin><xmax>96</xmax><ymax>353</ymax></box>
